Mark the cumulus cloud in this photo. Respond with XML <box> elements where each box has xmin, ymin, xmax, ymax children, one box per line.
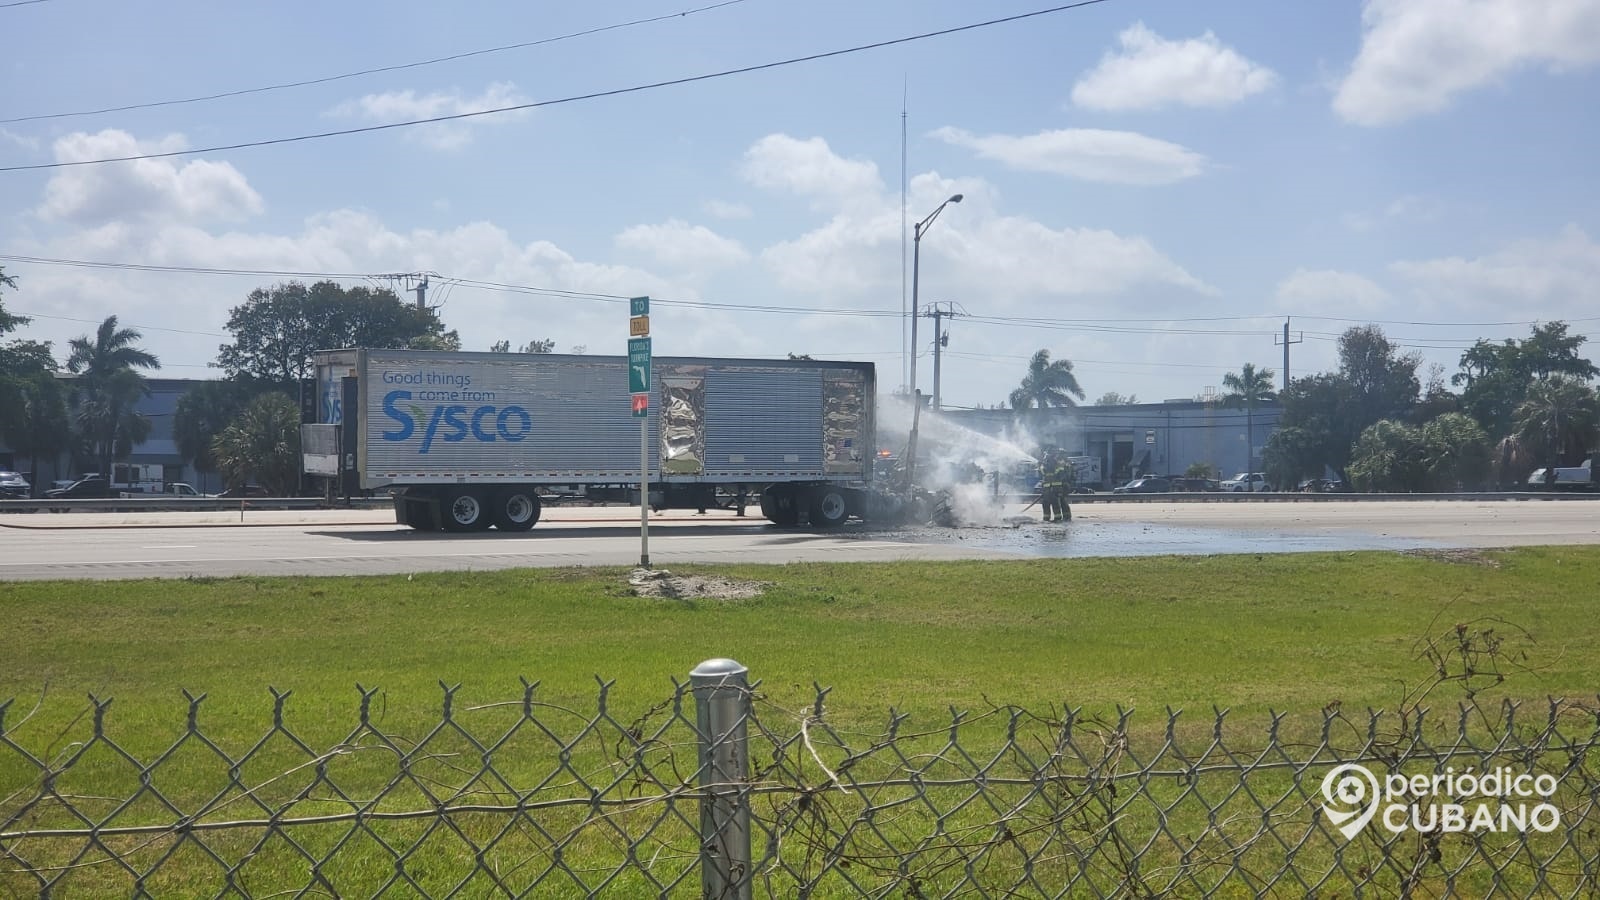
<box><xmin>930</xmin><ymin>126</ymin><xmax>1206</xmax><ymax>186</ymax></box>
<box><xmin>738</xmin><ymin>134</ymin><xmax>882</xmax><ymax>206</ymax></box>
<box><xmin>1335</xmin><ymin>0</ymin><xmax>1600</xmax><ymax>126</ymax></box>
<box><xmin>1072</xmin><ymin>22</ymin><xmax>1278</xmax><ymax>111</ymax></box>
<box><xmin>1275</xmin><ymin>269</ymin><xmax>1391</xmax><ymax>312</ymax></box>
<box><xmin>760</xmin><ymin>173</ymin><xmax>1213</xmax><ymax>302</ymax></box>
<box><xmin>614</xmin><ymin>219</ymin><xmax>749</xmax><ymax>271</ymax></box>
<box><xmin>36</xmin><ymin>130</ymin><xmax>263</xmax><ymax>225</ymax></box>
<box><xmin>1389</xmin><ymin>225</ymin><xmax>1600</xmax><ymax>317</ymax></box>
<box><xmin>327</xmin><ymin>82</ymin><xmax>529</xmax><ymax>149</ymax></box>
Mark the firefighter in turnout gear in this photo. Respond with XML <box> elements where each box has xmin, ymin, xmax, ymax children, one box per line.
<box><xmin>1039</xmin><ymin>450</ymin><xmax>1074</xmax><ymax>522</ymax></box>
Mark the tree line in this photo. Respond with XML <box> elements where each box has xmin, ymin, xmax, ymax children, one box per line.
<box><xmin>0</xmin><ymin>274</ymin><xmax>459</xmax><ymax>495</ymax></box>
<box><xmin>1001</xmin><ymin>319</ymin><xmax>1598</xmax><ymax>491</ymax></box>
<box><xmin>1265</xmin><ymin>322</ymin><xmax>1598</xmax><ymax>491</ymax></box>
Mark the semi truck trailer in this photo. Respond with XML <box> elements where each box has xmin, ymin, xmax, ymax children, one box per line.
<box><xmin>303</xmin><ymin>349</ymin><xmax>876</xmax><ymax>531</ymax></box>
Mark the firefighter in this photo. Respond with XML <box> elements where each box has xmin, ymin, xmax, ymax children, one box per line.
<box><xmin>1039</xmin><ymin>449</ymin><xmax>1067</xmax><ymax>522</ymax></box>
<box><xmin>1055</xmin><ymin>456</ymin><xmax>1076</xmax><ymax>522</ymax></box>
<box><xmin>1036</xmin><ymin>450</ymin><xmax>1079</xmax><ymax>522</ymax></box>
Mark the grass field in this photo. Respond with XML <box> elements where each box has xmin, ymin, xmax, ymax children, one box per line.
<box><xmin>3</xmin><ymin>547</ymin><xmax>1597</xmax><ymax>736</ymax></box>
<box><xmin>3</xmin><ymin>548</ymin><xmax>1598</xmax><ymax>896</ymax></box>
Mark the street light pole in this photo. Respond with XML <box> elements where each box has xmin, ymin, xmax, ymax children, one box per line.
<box><xmin>909</xmin><ymin>194</ymin><xmax>962</xmax><ymax>400</ymax></box>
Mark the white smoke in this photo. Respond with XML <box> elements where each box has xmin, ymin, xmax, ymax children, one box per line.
<box><xmin>877</xmin><ymin>396</ymin><xmax>1057</xmax><ymax>526</ymax></box>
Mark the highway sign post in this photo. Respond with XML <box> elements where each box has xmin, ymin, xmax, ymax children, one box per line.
<box><xmin>629</xmin><ymin>299</ymin><xmax>652</xmax><ymax>567</ymax></box>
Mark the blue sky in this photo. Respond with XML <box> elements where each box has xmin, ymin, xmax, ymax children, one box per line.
<box><xmin>3</xmin><ymin>0</ymin><xmax>1598</xmax><ymax>408</ymax></box>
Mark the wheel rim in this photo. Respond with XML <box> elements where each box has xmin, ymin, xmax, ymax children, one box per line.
<box><xmin>504</xmin><ymin>494</ymin><xmax>535</xmax><ymax>524</ymax></box>
<box><xmin>818</xmin><ymin>491</ymin><xmax>846</xmax><ymax>521</ymax></box>
<box><xmin>450</xmin><ymin>495</ymin><xmax>481</xmax><ymax>525</ymax></box>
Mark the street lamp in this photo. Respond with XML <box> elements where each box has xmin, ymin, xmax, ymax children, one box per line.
<box><xmin>909</xmin><ymin>193</ymin><xmax>962</xmax><ymax>401</ymax></box>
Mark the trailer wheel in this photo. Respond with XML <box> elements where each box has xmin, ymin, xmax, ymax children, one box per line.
<box><xmin>809</xmin><ymin>487</ymin><xmax>849</xmax><ymax>528</ymax></box>
<box><xmin>492</xmin><ymin>489</ymin><xmax>541</xmax><ymax>531</ymax></box>
<box><xmin>760</xmin><ymin>485</ymin><xmax>800</xmax><ymax>527</ymax></box>
<box><xmin>442</xmin><ymin>490</ymin><xmax>488</xmax><ymax>531</ymax></box>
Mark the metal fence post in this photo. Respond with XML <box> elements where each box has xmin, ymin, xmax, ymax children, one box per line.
<box><xmin>691</xmin><ymin>658</ymin><xmax>751</xmax><ymax>900</ymax></box>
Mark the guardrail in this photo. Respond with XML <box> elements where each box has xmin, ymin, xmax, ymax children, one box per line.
<box><xmin>0</xmin><ymin>496</ymin><xmax>392</xmax><ymax>513</ymax></box>
<box><xmin>4</xmin><ymin>490</ymin><xmax>1596</xmax><ymax>515</ymax></box>
<box><xmin>991</xmin><ymin>489</ymin><xmax>1600</xmax><ymax>504</ymax></box>
<box><xmin>1072</xmin><ymin>489</ymin><xmax>1600</xmax><ymax>503</ymax></box>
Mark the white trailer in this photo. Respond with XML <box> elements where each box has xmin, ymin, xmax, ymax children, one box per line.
<box><xmin>305</xmin><ymin>349</ymin><xmax>876</xmax><ymax>531</ymax></box>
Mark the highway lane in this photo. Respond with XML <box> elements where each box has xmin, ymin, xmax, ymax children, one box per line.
<box><xmin>1</xmin><ymin>498</ymin><xmax>1595</xmax><ymax>580</ymax></box>
<box><xmin>0</xmin><ymin>507</ymin><xmax>1016</xmax><ymax>580</ymax></box>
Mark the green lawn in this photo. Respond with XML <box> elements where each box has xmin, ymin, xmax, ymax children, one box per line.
<box><xmin>3</xmin><ymin>549</ymin><xmax>1598</xmax><ymax>896</ymax></box>
<box><xmin>3</xmin><ymin>547</ymin><xmax>1596</xmax><ymax>737</ymax></box>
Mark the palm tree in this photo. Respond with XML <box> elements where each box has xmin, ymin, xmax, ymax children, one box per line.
<box><xmin>212</xmin><ymin>392</ymin><xmax>302</xmax><ymax>496</ymax></box>
<box><xmin>1009</xmin><ymin>350</ymin><xmax>1085</xmax><ymax>410</ymax></box>
<box><xmin>1514</xmin><ymin>375</ymin><xmax>1600</xmax><ymax>477</ymax></box>
<box><xmin>66</xmin><ymin>315</ymin><xmax>160</xmax><ymax>477</ymax></box>
<box><xmin>10</xmin><ymin>373</ymin><xmax>70</xmax><ymax>493</ymax></box>
<box><xmin>1222</xmin><ymin>362</ymin><xmax>1277</xmax><ymax>472</ymax></box>
<box><xmin>174</xmin><ymin>380</ymin><xmax>253</xmax><ymax>492</ymax></box>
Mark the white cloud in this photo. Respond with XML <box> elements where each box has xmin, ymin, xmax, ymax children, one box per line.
<box><xmin>1389</xmin><ymin>225</ymin><xmax>1600</xmax><ymax>317</ymax></box>
<box><xmin>760</xmin><ymin>173</ymin><xmax>1213</xmax><ymax>302</ymax></box>
<box><xmin>614</xmin><ymin>219</ymin><xmax>749</xmax><ymax>271</ymax></box>
<box><xmin>738</xmin><ymin>134</ymin><xmax>882</xmax><ymax>206</ymax></box>
<box><xmin>702</xmin><ymin>199</ymin><xmax>752</xmax><ymax>219</ymax></box>
<box><xmin>1275</xmin><ymin>269</ymin><xmax>1391</xmax><ymax>312</ymax></box>
<box><xmin>36</xmin><ymin>130</ymin><xmax>262</xmax><ymax>225</ymax></box>
<box><xmin>327</xmin><ymin>82</ymin><xmax>529</xmax><ymax>150</ymax></box>
<box><xmin>930</xmin><ymin>126</ymin><xmax>1206</xmax><ymax>186</ymax></box>
<box><xmin>1072</xmin><ymin>22</ymin><xmax>1278</xmax><ymax>111</ymax></box>
<box><xmin>1</xmin><ymin>128</ymin><xmax>41</xmax><ymax>152</ymax></box>
<box><xmin>1335</xmin><ymin>0</ymin><xmax>1600</xmax><ymax>126</ymax></box>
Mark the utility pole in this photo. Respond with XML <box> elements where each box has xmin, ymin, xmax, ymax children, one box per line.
<box><xmin>927</xmin><ymin>301</ymin><xmax>963</xmax><ymax>411</ymax></box>
<box><xmin>415</xmin><ymin>275</ymin><xmax>428</xmax><ymax>310</ymax></box>
<box><xmin>1275</xmin><ymin>317</ymin><xmax>1303</xmax><ymax>392</ymax></box>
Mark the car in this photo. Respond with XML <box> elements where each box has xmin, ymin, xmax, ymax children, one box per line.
<box><xmin>1221</xmin><ymin>472</ymin><xmax>1271</xmax><ymax>492</ymax></box>
<box><xmin>1168</xmin><ymin>476</ymin><xmax>1221</xmax><ymax>492</ymax></box>
<box><xmin>0</xmin><ymin>471</ymin><xmax>31</xmax><ymax>500</ymax></box>
<box><xmin>1112</xmin><ymin>476</ymin><xmax>1172</xmax><ymax>494</ymax></box>
<box><xmin>217</xmin><ymin>484</ymin><xmax>273</xmax><ymax>499</ymax></box>
<box><xmin>43</xmin><ymin>475</ymin><xmax>116</xmax><ymax>500</ymax></box>
<box><xmin>1297</xmin><ymin>477</ymin><xmax>1351</xmax><ymax>493</ymax></box>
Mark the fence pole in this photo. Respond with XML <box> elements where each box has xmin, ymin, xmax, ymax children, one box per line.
<box><xmin>691</xmin><ymin>658</ymin><xmax>752</xmax><ymax>900</ymax></box>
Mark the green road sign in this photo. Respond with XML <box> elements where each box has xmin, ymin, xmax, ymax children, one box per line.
<box><xmin>628</xmin><ymin>337</ymin><xmax>652</xmax><ymax>393</ymax></box>
<box><xmin>630</xmin><ymin>296</ymin><xmax>650</xmax><ymax>316</ymax></box>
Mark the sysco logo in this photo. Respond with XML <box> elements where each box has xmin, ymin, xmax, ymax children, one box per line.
<box><xmin>381</xmin><ymin>390</ymin><xmax>531</xmax><ymax>453</ymax></box>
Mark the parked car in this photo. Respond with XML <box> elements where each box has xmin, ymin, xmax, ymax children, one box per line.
<box><xmin>217</xmin><ymin>484</ymin><xmax>273</xmax><ymax>499</ymax></box>
<box><xmin>0</xmin><ymin>471</ymin><xmax>30</xmax><ymax>499</ymax></box>
<box><xmin>1222</xmin><ymin>472</ymin><xmax>1271</xmax><ymax>492</ymax></box>
<box><xmin>1168</xmin><ymin>476</ymin><xmax>1221</xmax><ymax>492</ymax></box>
<box><xmin>44</xmin><ymin>475</ymin><xmax>116</xmax><ymax>500</ymax></box>
<box><xmin>1112</xmin><ymin>476</ymin><xmax>1172</xmax><ymax>494</ymax></box>
<box><xmin>1297</xmin><ymin>477</ymin><xmax>1351</xmax><ymax>493</ymax></box>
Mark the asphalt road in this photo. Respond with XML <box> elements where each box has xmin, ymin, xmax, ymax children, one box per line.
<box><xmin>1</xmin><ymin>498</ymin><xmax>1595</xmax><ymax>581</ymax></box>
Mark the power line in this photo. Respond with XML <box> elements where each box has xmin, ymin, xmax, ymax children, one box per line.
<box><xmin>7</xmin><ymin>254</ymin><xmax>1591</xmax><ymax>345</ymax></box>
<box><xmin>0</xmin><ymin>0</ymin><xmax>1116</xmax><ymax>173</ymax></box>
<box><xmin>0</xmin><ymin>0</ymin><xmax>754</xmax><ymax>125</ymax></box>
<box><xmin>0</xmin><ymin>0</ymin><xmax>51</xmax><ymax>7</ymax></box>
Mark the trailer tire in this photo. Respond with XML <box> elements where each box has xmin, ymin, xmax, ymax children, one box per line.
<box><xmin>442</xmin><ymin>490</ymin><xmax>489</xmax><ymax>532</ymax></box>
<box><xmin>492</xmin><ymin>489</ymin><xmax>541</xmax><ymax>531</ymax></box>
<box><xmin>809</xmin><ymin>486</ymin><xmax>849</xmax><ymax>528</ymax></box>
<box><xmin>760</xmin><ymin>485</ymin><xmax>800</xmax><ymax>527</ymax></box>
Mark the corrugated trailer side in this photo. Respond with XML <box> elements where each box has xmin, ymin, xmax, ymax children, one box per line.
<box><xmin>309</xmin><ymin>349</ymin><xmax>874</xmax><ymax>531</ymax></box>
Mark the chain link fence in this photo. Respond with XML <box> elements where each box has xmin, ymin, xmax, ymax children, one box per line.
<box><xmin>3</xmin><ymin>660</ymin><xmax>1598</xmax><ymax>898</ymax></box>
